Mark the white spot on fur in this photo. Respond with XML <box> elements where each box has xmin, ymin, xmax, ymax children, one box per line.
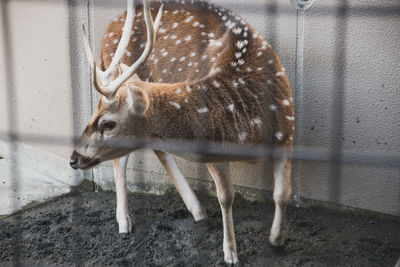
<box><xmin>193</xmin><ymin>21</ymin><xmax>200</xmax><ymax>27</ymax></box>
<box><xmin>172</xmin><ymin>22</ymin><xmax>179</xmax><ymax>28</ymax></box>
<box><xmin>113</xmin><ymin>39</ymin><xmax>119</xmax><ymax>44</ymax></box>
<box><xmin>257</xmin><ymin>51</ymin><xmax>263</xmax><ymax>57</ymax></box>
<box><xmin>275</xmin><ymin>131</ymin><xmax>283</xmax><ymax>140</ymax></box>
<box><xmin>213</xmin><ymin>80</ymin><xmax>221</xmax><ymax>88</ymax></box>
<box><xmin>176</xmin><ymin>88</ymin><xmax>182</xmax><ymax>94</ymax></box>
<box><xmin>125</xmin><ymin>51</ymin><xmax>131</xmax><ymax>57</ymax></box>
<box><xmin>210</xmin><ymin>57</ymin><xmax>216</xmax><ymax>62</ymax></box>
<box><xmin>238</xmin><ymin>78</ymin><xmax>245</xmax><ymax>84</ymax></box>
<box><xmin>180</xmin><ymin>56</ymin><xmax>186</xmax><ymax>62</ymax></box>
<box><xmin>261</xmin><ymin>41</ymin><xmax>268</xmax><ymax>49</ymax></box>
<box><xmin>232</xmin><ymin>27</ymin><xmax>242</xmax><ymax>35</ymax></box>
<box><xmin>163</xmin><ymin>35</ymin><xmax>169</xmax><ymax>40</ymax></box>
<box><xmin>162</xmin><ymin>69</ymin><xmax>167</xmax><ymax>73</ymax></box>
<box><xmin>257</xmin><ymin>67</ymin><xmax>263</xmax><ymax>71</ymax></box>
<box><xmin>185</xmin><ymin>35</ymin><xmax>192</xmax><ymax>42</ymax></box>
<box><xmin>170</xmin><ymin>57</ymin><xmax>176</xmax><ymax>62</ymax></box>
<box><xmin>175</xmin><ymin>40</ymin><xmax>182</xmax><ymax>44</ymax></box>
<box><xmin>251</xmin><ymin>117</ymin><xmax>262</xmax><ymax>126</ymax></box>
<box><xmin>225</xmin><ymin>20</ymin><xmax>236</xmax><ymax>29</ymax></box>
<box><xmin>197</xmin><ymin>107</ymin><xmax>209</xmax><ymax>113</ymax></box>
<box><xmin>178</xmin><ymin>68</ymin><xmax>183</xmax><ymax>72</ymax></box>
<box><xmin>246</xmin><ymin>67</ymin><xmax>252</xmax><ymax>72</ymax></box>
<box><xmin>190</xmin><ymin>52</ymin><xmax>196</xmax><ymax>57</ymax></box>
<box><xmin>269</xmin><ymin>104</ymin><xmax>277</xmax><ymax>111</ymax></box>
<box><xmin>208</xmin><ymin>32</ymin><xmax>215</xmax><ymax>38</ymax></box>
<box><xmin>222</xmin><ymin>15</ymin><xmax>227</xmax><ymax>21</ymax></box>
<box><xmin>268</xmin><ymin>60</ymin><xmax>274</xmax><ymax>64</ymax></box>
<box><xmin>173</xmin><ymin>10</ymin><xmax>179</xmax><ymax>14</ymax></box>
<box><xmin>239</xmin><ymin>132</ymin><xmax>248</xmax><ymax>142</ymax></box>
<box><xmin>276</xmin><ymin>71</ymin><xmax>285</xmax><ymax>77</ymax></box>
<box><xmin>184</xmin><ymin>16</ymin><xmax>194</xmax><ymax>23</ymax></box>
<box><xmin>227</xmin><ymin>104</ymin><xmax>235</xmax><ymax>112</ymax></box>
<box><xmin>236</xmin><ymin>40</ymin><xmax>246</xmax><ymax>49</ymax></box>
<box><xmin>162</xmin><ymin>51</ymin><xmax>168</xmax><ymax>57</ymax></box>
<box><xmin>184</xmin><ymin>98</ymin><xmax>188</xmax><ymax>103</ymax></box>
<box><xmin>108</xmin><ymin>32</ymin><xmax>114</xmax><ymax>37</ymax></box>
<box><xmin>188</xmin><ymin>61</ymin><xmax>193</xmax><ymax>66</ymax></box>
<box><xmin>186</xmin><ymin>84</ymin><xmax>192</xmax><ymax>92</ymax></box>
<box><xmin>267</xmin><ymin>80</ymin><xmax>273</xmax><ymax>85</ymax></box>
<box><xmin>235</xmin><ymin>52</ymin><xmax>242</xmax><ymax>58</ymax></box>
<box><xmin>169</xmin><ymin>101</ymin><xmax>181</xmax><ymax>109</ymax></box>
<box><xmin>201</xmin><ymin>55</ymin><xmax>208</xmax><ymax>60</ymax></box>
<box><xmin>282</xmin><ymin>99</ymin><xmax>291</xmax><ymax>106</ymax></box>
<box><xmin>159</xmin><ymin>28</ymin><xmax>167</xmax><ymax>33</ymax></box>
<box><xmin>232</xmin><ymin>80</ymin><xmax>239</xmax><ymax>88</ymax></box>
<box><xmin>286</xmin><ymin>116</ymin><xmax>294</xmax><ymax>121</ymax></box>
<box><xmin>171</xmin><ymin>35</ymin><xmax>177</xmax><ymax>40</ymax></box>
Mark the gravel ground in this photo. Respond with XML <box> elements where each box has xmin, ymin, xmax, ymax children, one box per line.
<box><xmin>0</xmin><ymin>190</ymin><xmax>399</xmax><ymax>266</ymax></box>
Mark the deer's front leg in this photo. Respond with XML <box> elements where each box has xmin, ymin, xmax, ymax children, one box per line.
<box><xmin>155</xmin><ymin>151</ymin><xmax>207</xmax><ymax>221</ymax></box>
<box><xmin>206</xmin><ymin>163</ymin><xmax>239</xmax><ymax>265</ymax></box>
<box><xmin>113</xmin><ymin>154</ymin><xmax>132</xmax><ymax>233</ymax></box>
<box><xmin>269</xmin><ymin>156</ymin><xmax>291</xmax><ymax>246</ymax></box>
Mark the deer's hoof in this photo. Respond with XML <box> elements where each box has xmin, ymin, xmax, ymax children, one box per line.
<box><xmin>118</xmin><ymin>214</ymin><xmax>132</xmax><ymax>233</ymax></box>
<box><xmin>269</xmin><ymin>234</ymin><xmax>285</xmax><ymax>247</ymax></box>
<box><xmin>224</xmin><ymin>251</ymin><xmax>239</xmax><ymax>265</ymax></box>
<box><xmin>192</xmin><ymin>204</ymin><xmax>207</xmax><ymax>221</ymax></box>
<box><xmin>224</xmin><ymin>244</ymin><xmax>239</xmax><ymax>265</ymax></box>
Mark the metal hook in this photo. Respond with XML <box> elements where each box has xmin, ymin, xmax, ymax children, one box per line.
<box><xmin>290</xmin><ymin>0</ymin><xmax>316</xmax><ymax>10</ymax></box>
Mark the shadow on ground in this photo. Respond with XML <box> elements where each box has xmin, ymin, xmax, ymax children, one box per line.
<box><xmin>0</xmin><ymin>190</ymin><xmax>399</xmax><ymax>266</ymax></box>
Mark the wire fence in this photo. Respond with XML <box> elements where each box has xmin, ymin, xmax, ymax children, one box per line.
<box><xmin>1</xmin><ymin>0</ymin><xmax>399</xmax><ymax>265</ymax></box>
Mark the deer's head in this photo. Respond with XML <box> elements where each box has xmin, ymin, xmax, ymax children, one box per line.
<box><xmin>70</xmin><ymin>0</ymin><xmax>162</xmax><ymax>170</ymax></box>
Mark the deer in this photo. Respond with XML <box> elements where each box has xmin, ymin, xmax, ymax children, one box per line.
<box><xmin>69</xmin><ymin>0</ymin><xmax>294</xmax><ymax>264</ymax></box>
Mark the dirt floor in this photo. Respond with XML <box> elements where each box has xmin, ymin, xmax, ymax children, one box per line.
<box><xmin>0</xmin><ymin>190</ymin><xmax>399</xmax><ymax>266</ymax></box>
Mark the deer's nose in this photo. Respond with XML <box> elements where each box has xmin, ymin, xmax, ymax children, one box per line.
<box><xmin>70</xmin><ymin>151</ymin><xmax>80</xmax><ymax>169</ymax></box>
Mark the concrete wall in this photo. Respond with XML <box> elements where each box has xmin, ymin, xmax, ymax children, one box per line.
<box><xmin>0</xmin><ymin>0</ymin><xmax>399</xmax><ymax>216</ymax></box>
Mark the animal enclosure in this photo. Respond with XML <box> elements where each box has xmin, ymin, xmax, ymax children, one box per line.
<box><xmin>0</xmin><ymin>0</ymin><xmax>399</xmax><ymax>266</ymax></box>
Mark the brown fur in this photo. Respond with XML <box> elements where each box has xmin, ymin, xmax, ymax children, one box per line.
<box><xmin>98</xmin><ymin>0</ymin><xmax>294</xmax><ymax>147</ymax></box>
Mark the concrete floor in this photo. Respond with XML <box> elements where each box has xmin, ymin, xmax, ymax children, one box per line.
<box><xmin>1</xmin><ymin>190</ymin><xmax>399</xmax><ymax>266</ymax></box>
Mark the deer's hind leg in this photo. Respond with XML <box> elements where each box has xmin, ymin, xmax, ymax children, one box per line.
<box><xmin>269</xmin><ymin>155</ymin><xmax>291</xmax><ymax>246</ymax></box>
<box><xmin>206</xmin><ymin>163</ymin><xmax>239</xmax><ymax>264</ymax></box>
<box><xmin>155</xmin><ymin>151</ymin><xmax>207</xmax><ymax>221</ymax></box>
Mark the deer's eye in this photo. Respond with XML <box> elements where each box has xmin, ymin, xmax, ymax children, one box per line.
<box><xmin>101</xmin><ymin>121</ymin><xmax>116</xmax><ymax>132</ymax></box>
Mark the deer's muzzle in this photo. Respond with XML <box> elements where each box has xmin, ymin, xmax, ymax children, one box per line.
<box><xmin>70</xmin><ymin>150</ymin><xmax>100</xmax><ymax>170</ymax></box>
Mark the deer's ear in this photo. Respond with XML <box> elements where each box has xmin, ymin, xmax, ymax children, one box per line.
<box><xmin>126</xmin><ymin>85</ymin><xmax>149</xmax><ymax>115</ymax></box>
<box><xmin>119</xmin><ymin>63</ymin><xmax>142</xmax><ymax>82</ymax></box>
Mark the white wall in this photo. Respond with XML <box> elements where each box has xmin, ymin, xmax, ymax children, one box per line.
<box><xmin>0</xmin><ymin>0</ymin><xmax>399</xmax><ymax>216</ymax></box>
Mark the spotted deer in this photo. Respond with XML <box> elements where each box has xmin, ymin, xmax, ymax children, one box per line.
<box><xmin>70</xmin><ymin>0</ymin><xmax>294</xmax><ymax>264</ymax></box>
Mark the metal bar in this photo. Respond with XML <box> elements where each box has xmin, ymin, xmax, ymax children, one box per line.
<box><xmin>293</xmin><ymin>7</ymin><xmax>305</xmax><ymax>205</ymax></box>
<box><xmin>67</xmin><ymin>0</ymin><xmax>86</xmax><ymax>264</ymax></box>
<box><xmin>2</xmin><ymin>133</ymin><xmax>399</xmax><ymax>168</ymax></box>
<box><xmin>1</xmin><ymin>0</ymin><xmax>22</xmax><ymax>265</ymax></box>
<box><xmin>328</xmin><ymin>0</ymin><xmax>348</xmax><ymax>204</ymax></box>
